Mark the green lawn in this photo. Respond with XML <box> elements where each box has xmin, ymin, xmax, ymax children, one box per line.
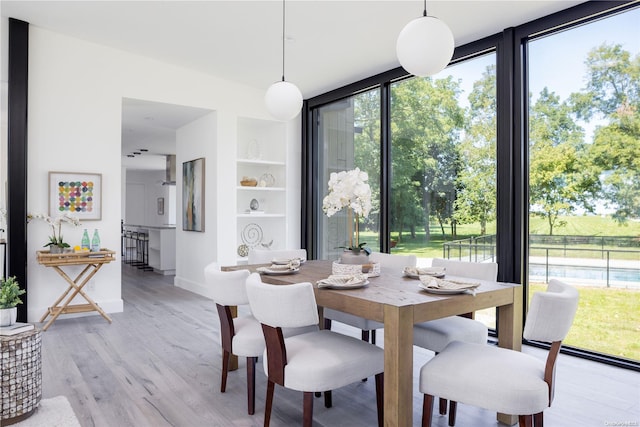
<box><xmin>530</xmin><ymin>283</ymin><xmax>640</xmax><ymax>361</ymax></box>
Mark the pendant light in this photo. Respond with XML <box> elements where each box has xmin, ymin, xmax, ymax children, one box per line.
<box><xmin>396</xmin><ymin>0</ymin><xmax>455</xmax><ymax>77</ymax></box>
<box><xmin>265</xmin><ymin>0</ymin><xmax>303</xmax><ymax>121</ymax></box>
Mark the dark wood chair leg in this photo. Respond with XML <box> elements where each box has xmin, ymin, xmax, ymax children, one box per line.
<box><xmin>324</xmin><ymin>318</ymin><xmax>332</xmax><ymax>330</ymax></box>
<box><xmin>324</xmin><ymin>390</ymin><xmax>332</xmax><ymax>408</ymax></box>
<box><xmin>422</xmin><ymin>394</ymin><xmax>434</xmax><ymax>427</ymax></box>
<box><xmin>264</xmin><ymin>380</ymin><xmax>275</xmax><ymax>427</ymax></box>
<box><xmin>247</xmin><ymin>357</ymin><xmax>257</xmax><ymax>415</ymax></box>
<box><xmin>371</xmin><ymin>329</ymin><xmax>376</xmax><ymax>345</ymax></box>
<box><xmin>519</xmin><ymin>414</ymin><xmax>533</xmax><ymax>427</ymax></box>
<box><xmin>534</xmin><ymin>412</ymin><xmax>543</xmax><ymax>427</ymax></box>
<box><xmin>439</xmin><ymin>397</ymin><xmax>447</xmax><ymax>415</ymax></box>
<box><xmin>303</xmin><ymin>391</ymin><xmax>314</xmax><ymax>427</ymax></box>
<box><xmin>448</xmin><ymin>401</ymin><xmax>457</xmax><ymax>426</ymax></box>
<box><xmin>375</xmin><ymin>373</ymin><xmax>384</xmax><ymax>427</ymax></box>
<box><xmin>360</xmin><ymin>330</ymin><xmax>371</xmax><ymax>382</ymax></box>
<box><xmin>221</xmin><ymin>349</ymin><xmax>230</xmax><ymax>393</ymax></box>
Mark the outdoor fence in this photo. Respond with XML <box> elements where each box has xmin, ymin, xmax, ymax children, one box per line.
<box><xmin>443</xmin><ymin>234</ymin><xmax>640</xmax><ymax>288</ymax></box>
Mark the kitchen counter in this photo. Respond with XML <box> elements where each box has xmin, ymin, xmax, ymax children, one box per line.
<box><xmin>124</xmin><ymin>224</ymin><xmax>176</xmax><ymax>230</ymax></box>
<box><xmin>124</xmin><ymin>225</ymin><xmax>175</xmax><ymax>275</ymax></box>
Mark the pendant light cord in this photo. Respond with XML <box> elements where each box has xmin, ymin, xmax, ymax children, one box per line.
<box><xmin>281</xmin><ymin>0</ymin><xmax>286</xmax><ymax>82</ymax></box>
<box><xmin>423</xmin><ymin>0</ymin><xmax>427</xmax><ymax>17</ymax></box>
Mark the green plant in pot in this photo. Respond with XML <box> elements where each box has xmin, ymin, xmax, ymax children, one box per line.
<box><xmin>0</xmin><ymin>276</ymin><xmax>26</xmax><ymax>327</ymax></box>
<box><xmin>322</xmin><ymin>168</ymin><xmax>372</xmax><ymax>265</ymax></box>
<box><xmin>28</xmin><ymin>212</ymin><xmax>81</xmax><ymax>253</ymax></box>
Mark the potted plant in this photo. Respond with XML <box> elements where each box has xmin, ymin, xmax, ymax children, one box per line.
<box><xmin>28</xmin><ymin>212</ymin><xmax>81</xmax><ymax>253</ymax></box>
<box><xmin>0</xmin><ymin>276</ymin><xmax>26</xmax><ymax>326</ymax></box>
<box><xmin>322</xmin><ymin>168</ymin><xmax>372</xmax><ymax>264</ymax></box>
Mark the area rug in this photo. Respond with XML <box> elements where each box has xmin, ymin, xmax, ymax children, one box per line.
<box><xmin>11</xmin><ymin>395</ymin><xmax>81</xmax><ymax>427</ymax></box>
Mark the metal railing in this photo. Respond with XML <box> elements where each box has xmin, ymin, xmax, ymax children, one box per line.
<box><xmin>443</xmin><ymin>234</ymin><xmax>640</xmax><ymax>287</ymax></box>
<box><xmin>442</xmin><ymin>234</ymin><xmax>496</xmax><ymax>262</ymax></box>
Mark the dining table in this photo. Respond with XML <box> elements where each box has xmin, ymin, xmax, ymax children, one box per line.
<box><xmin>223</xmin><ymin>259</ymin><xmax>523</xmax><ymax>426</ymax></box>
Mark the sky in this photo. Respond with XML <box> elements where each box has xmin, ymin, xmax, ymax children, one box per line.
<box><xmin>438</xmin><ymin>7</ymin><xmax>639</xmax><ymax>146</ymax></box>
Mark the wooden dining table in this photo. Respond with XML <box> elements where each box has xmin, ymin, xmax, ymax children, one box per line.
<box><xmin>224</xmin><ymin>259</ymin><xmax>523</xmax><ymax>426</ymax></box>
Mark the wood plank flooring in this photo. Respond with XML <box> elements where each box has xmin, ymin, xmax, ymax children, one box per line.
<box><xmin>38</xmin><ymin>263</ymin><xmax>640</xmax><ymax>426</ymax></box>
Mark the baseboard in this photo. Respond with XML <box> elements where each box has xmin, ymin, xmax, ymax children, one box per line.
<box><xmin>174</xmin><ymin>276</ymin><xmax>211</xmax><ymax>300</ymax></box>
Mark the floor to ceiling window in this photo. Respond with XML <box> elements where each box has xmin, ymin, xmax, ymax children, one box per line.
<box><xmin>305</xmin><ymin>2</ymin><xmax>639</xmax><ymax>368</ymax></box>
<box><xmin>527</xmin><ymin>8</ymin><xmax>640</xmax><ymax>361</ymax></box>
<box><xmin>315</xmin><ymin>90</ymin><xmax>381</xmax><ymax>260</ymax></box>
<box><xmin>389</xmin><ymin>53</ymin><xmax>498</xmax><ymax>327</ymax></box>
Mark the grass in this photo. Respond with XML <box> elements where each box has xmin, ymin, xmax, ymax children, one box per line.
<box><xmin>357</xmin><ymin>215</ymin><xmax>640</xmax><ymax>361</ymax></box>
<box><xmin>530</xmin><ymin>283</ymin><xmax>640</xmax><ymax>361</ymax></box>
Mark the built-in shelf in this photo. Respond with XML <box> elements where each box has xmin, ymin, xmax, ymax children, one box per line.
<box><xmin>236</xmin><ymin>117</ymin><xmax>288</xmax><ymax>264</ymax></box>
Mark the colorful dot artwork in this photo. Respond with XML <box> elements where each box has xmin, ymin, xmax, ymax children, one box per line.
<box><xmin>57</xmin><ymin>180</ymin><xmax>94</xmax><ymax>213</ymax></box>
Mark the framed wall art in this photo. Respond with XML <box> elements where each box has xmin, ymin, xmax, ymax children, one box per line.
<box><xmin>157</xmin><ymin>197</ymin><xmax>165</xmax><ymax>216</ymax></box>
<box><xmin>182</xmin><ymin>158</ymin><xmax>205</xmax><ymax>232</ymax></box>
<box><xmin>48</xmin><ymin>172</ymin><xmax>102</xmax><ymax>220</ymax></box>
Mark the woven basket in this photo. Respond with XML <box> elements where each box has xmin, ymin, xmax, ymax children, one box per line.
<box><xmin>332</xmin><ymin>261</ymin><xmax>380</xmax><ymax>277</ymax></box>
<box><xmin>240</xmin><ymin>179</ymin><xmax>258</xmax><ymax>187</ymax></box>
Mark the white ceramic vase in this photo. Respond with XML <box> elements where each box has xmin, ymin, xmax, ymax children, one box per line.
<box><xmin>340</xmin><ymin>250</ymin><xmax>369</xmax><ymax>265</ymax></box>
<box><xmin>0</xmin><ymin>307</ymin><xmax>17</xmax><ymax>327</ymax></box>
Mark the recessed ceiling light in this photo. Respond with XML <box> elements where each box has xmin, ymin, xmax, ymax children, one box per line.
<box><xmin>126</xmin><ymin>154</ymin><xmax>135</xmax><ymax>158</ymax></box>
<box><xmin>133</xmin><ymin>152</ymin><xmax>141</xmax><ymax>155</ymax></box>
<box><xmin>140</xmin><ymin>148</ymin><xmax>148</xmax><ymax>152</ymax></box>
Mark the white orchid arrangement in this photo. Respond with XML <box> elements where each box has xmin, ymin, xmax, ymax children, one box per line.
<box><xmin>322</xmin><ymin>168</ymin><xmax>372</xmax><ymax>252</ymax></box>
<box><xmin>27</xmin><ymin>212</ymin><xmax>81</xmax><ymax>249</ymax></box>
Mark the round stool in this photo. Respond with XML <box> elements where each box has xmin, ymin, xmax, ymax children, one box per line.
<box><xmin>0</xmin><ymin>327</ymin><xmax>42</xmax><ymax>425</ymax></box>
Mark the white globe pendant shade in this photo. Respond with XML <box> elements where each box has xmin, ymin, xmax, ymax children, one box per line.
<box><xmin>265</xmin><ymin>80</ymin><xmax>303</xmax><ymax>121</ymax></box>
<box><xmin>396</xmin><ymin>15</ymin><xmax>455</xmax><ymax>77</ymax></box>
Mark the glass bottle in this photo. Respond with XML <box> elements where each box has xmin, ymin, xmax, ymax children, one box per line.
<box><xmin>91</xmin><ymin>229</ymin><xmax>101</xmax><ymax>252</ymax></box>
<box><xmin>81</xmin><ymin>229</ymin><xmax>90</xmax><ymax>251</ymax></box>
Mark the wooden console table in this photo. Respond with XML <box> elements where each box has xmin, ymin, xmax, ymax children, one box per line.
<box><xmin>36</xmin><ymin>249</ymin><xmax>116</xmax><ymax>331</ymax></box>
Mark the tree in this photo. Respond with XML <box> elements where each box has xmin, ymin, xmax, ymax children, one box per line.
<box><xmin>529</xmin><ymin>89</ymin><xmax>598</xmax><ymax>235</ymax></box>
<box><xmin>454</xmin><ymin>65</ymin><xmax>497</xmax><ymax>235</ymax></box>
<box><xmin>390</xmin><ymin>76</ymin><xmax>464</xmax><ymax>240</ymax></box>
<box><xmin>571</xmin><ymin>43</ymin><xmax>640</xmax><ymax>222</ymax></box>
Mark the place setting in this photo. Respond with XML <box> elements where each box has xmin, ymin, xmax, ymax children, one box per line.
<box><xmin>402</xmin><ymin>266</ymin><xmax>446</xmax><ymax>279</ymax></box>
<box><xmin>417</xmin><ymin>276</ymin><xmax>481</xmax><ymax>295</ymax></box>
<box><xmin>317</xmin><ymin>273</ymin><xmax>369</xmax><ymax>289</ymax></box>
<box><xmin>256</xmin><ymin>258</ymin><xmax>302</xmax><ymax>275</ymax></box>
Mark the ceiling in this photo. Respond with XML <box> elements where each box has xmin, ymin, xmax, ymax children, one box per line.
<box><xmin>1</xmin><ymin>0</ymin><xmax>587</xmax><ymax>169</ymax></box>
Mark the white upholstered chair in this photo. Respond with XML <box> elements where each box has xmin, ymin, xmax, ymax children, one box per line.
<box><xmin>413</xmin><ymin>258</ymin><xmax>497</xmax><ymax>415</ymax></box>
<box><xmin>204</xmin><ymin>263</ymin><xmax>263</xmax><ymax>415</ymax></box>
<box><xmin>246</xmin><ymin>273</ymin><xmax>385</xmax><ymax>427</ymax></box>
<box><xmin>323</xmin><ymin>252</ymin><xmax>417</xmax><ymax>344</ymax></box>
<box><xmin>420</xmin><ymin>279</ymin><xmax>579</xmax><ymax>427</ymax></box>
<box><xmin>247</xmin><ymin>248</ymin><xmax>307</xmax><ymax>265</ymax></box>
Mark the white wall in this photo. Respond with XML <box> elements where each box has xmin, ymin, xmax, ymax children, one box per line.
<box><xmin>21</xmin><ymin>25</ymin><xmax>301</xmax><ymax>321</ymax></box>
<box><xmin>124</xmin><ymin>169</ymin><xmax>173</xmax><ymax>226</ymax></box>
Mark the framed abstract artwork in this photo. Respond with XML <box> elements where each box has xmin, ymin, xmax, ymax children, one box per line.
<box><xmin>157</xmin><ymin>197</ymin><xmax>165</xmax><ymax>216</ymax></box>
<box><xmin>48</xmin><ymin>172</ymin><xmax>102</xmax><ymax>220</ymax></box>
<box><xmin>182</xmin><ymin>158</ymin><xmax>205</xmax><ymax>232</ymax></box>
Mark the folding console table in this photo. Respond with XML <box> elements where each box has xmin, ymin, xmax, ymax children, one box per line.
<box><xmin>36</xmin><ymin>249</ymin><xmax>116</xmax><ymax>331</ymax></box>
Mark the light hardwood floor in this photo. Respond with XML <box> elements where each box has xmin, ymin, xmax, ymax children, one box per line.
<box><xmin>39</xmin><ymin>263</ymin><xmax>639</xmax><ymax>426</ymax></box>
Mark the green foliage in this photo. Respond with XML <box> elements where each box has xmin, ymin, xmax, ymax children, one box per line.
<box><xmin>0</xmin><ymin>276</ymin><xmax>25</xmax><ymax>309</ymax></box>
<box><xmin>454</xmin><ymin>65</ymin><xmax>497</xmax><ymax>234</ymax></box>
<box><xmin>388</xmin><ymin>76</ymin><xmax>465</xmax><ymax>240</ymax></box>
<box><xmin>572</xmin><ymin>43</ymin><xmax>640</xmax><ymax>223</ymax></box>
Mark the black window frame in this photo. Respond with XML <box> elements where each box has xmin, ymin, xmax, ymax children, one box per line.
<box><xmin>301</xmin><ymin>0</ymin><xmax>639</xmax><ymax>371</ymax></box>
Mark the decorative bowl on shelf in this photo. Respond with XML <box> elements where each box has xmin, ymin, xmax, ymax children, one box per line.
<box><xmin>240</xmin><ymin>178</ymin><xmax>258</xmax><ymax>187</ymax></box>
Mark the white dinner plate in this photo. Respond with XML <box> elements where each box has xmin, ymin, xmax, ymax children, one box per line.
<box><xmin>257</xmin><ymin>267</ymin><xmax>299</xmax><ymax>275</ymax></box>
<box><xmin>417</xmin><ymin>279</ymin><xmax>480</xmax><ymax>295</ymax></box>
<box><xmin>271</xmin><ymin>258</ymin><xmax>306</xmax><ymax>265</ymax></box>
<box><xmin>403</xmin><ymin>267</ymin><xmax>445</xmax><ymax>279</ymax></box>
<box><xmin>318</xmin><ymin>280</ymin><xmax>369</xmax><ymax>289</ymax></box>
